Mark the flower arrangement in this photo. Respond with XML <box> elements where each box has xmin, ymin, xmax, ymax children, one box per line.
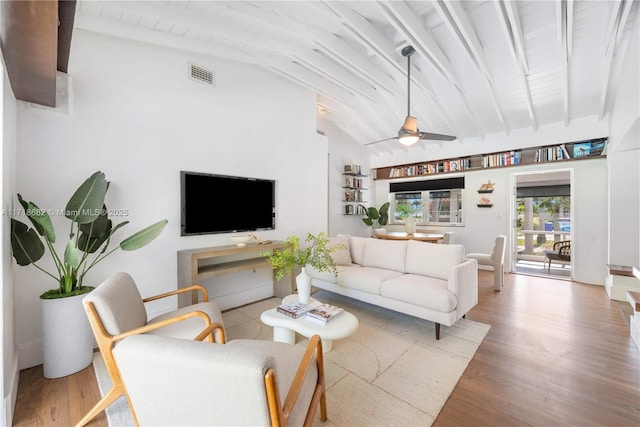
<box><xmin>261</xmin><ymin>232</ymin><xmax>342</xmax><ymax>280</ymax></box>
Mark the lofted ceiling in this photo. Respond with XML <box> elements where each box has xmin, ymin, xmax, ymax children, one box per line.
<box><xmin>74</xmin><ymin>1</ymin><xmax>638</xmax><ymax>153</ymax></box>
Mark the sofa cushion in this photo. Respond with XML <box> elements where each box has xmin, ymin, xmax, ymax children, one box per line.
<box><xmin>362</xmin><ymin>239</ymin><xmax>407</xmax><ymax>272</ymax></box>
<box><xmin>380</xmin><ymin>274</ymin><xmax>457</xmax><ymax>312</ymax></box>
<box><xmin>405</xmin><ymin>240</ymin><xmax>465</xmax><ymax>280</ymax></box>
<box><xmin>327</xmin><ymin>236</ymin><xmax>352</xmax><ymax>265</ymax></box>
<box><xmin>338</xmin><ymin>267</ymin><xmax>403</xmax><ymax>295</ymax></box>
<box><xmin>306</xmin><ymin>264</ymin><xmax>359</xmax><ymax>284</ymax></box>
<box><xmin>347</xmin><ymin>235</ymin><xmax>368</xmax><ymax>265</ymax></box>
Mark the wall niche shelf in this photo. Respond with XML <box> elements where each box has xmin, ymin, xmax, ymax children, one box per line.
<box><xmin>373</xmin><ymin>138</ymin><xmax>607</xmax><ymax>181</ymax></box>
<box><xmin>343</xmin><ymin>164</ymin><xmax>368</xmax><ymax>216</ymax></box>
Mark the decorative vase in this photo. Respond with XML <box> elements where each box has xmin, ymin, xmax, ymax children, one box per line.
<box><xmin>296</xmin><ymin>267</ymin><xmax>311</xmax><ymax>305</ymax></box>
<box><xmin>405</xmin><ymin>216</ymin><xmax>416</xmax><ymax>235</ymax></box>
<box><xmin>41</xmin><ymin>292</ymin><xmax>94</xmax><ymax>379</ymax></box>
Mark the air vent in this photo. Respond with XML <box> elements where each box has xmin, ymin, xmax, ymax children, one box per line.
<box><xmin>189</xmin><ymin>63</ymin><xmax>215</xmax><ymax>86</ymax></box>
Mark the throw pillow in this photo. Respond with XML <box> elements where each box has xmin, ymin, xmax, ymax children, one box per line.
<box><xmin>328</xmin><ymin>236</ymin><xmax>352</xmax><ymax>265</ymax></box>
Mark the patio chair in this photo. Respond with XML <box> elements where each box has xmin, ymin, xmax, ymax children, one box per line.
<box><xmin>543</xmin><ymin>240</ymin><xmax>571</xmax><ymax>272</ymax></box>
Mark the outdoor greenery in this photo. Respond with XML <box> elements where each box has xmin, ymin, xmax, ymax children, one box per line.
<box><xmin>358</xmin><ymin>202</ymin><xmax>390</xmax><ymax>229</ymax></box>
<box><xmin>395</xmin><ymin>201</ymin><xmax>422</xmax><ymax>220</ymax></box>
<box><xmin>516</xmin><ymin>195</ymin><xmax>571</xmax><ymax>255</ymax></box>
<box><xmin>261</xmin><ymin>232</ymin><xmax>343</xmax><ymax>281</ymax></box>
<box><xmin>11</xmin><ymin>171</ymin><xmax>168</xmax><ymax>298</ymax></box>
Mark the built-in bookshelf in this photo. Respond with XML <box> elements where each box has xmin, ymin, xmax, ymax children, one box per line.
<box><xmin>374</xmin><ymin>138</ymin><xmax>607</xmax><ymax>180</ymax></box>
<box><xmin>343</xmin><ymin>164</ymin><xmax>367</xmax><ymax>216</ymax></box>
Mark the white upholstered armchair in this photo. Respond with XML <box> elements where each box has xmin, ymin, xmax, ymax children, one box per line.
<box><xmin>113</xmin><ymin>334</ymin><xmax>328</xmax><ymax>426</ymax></box>
<box><xmin>77</xmin><ymin>272</ymin><xmax>226</xmax><ymax>426</ymax></box>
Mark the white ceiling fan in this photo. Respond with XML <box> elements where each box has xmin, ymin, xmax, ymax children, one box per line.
<box><xmin>365</xmin><ymin>46</ymin><xmax>457</xmax><ymax>147</ymax></box>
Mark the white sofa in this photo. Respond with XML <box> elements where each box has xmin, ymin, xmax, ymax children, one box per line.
<box><xmin>306</xmin><ymin>236</ymin><xmax>478</xmax><ymax>339</ymax></box>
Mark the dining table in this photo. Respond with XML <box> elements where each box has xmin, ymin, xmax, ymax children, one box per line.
<box><xmin>375</xmin><ymin>231</ymin><xmax>444</xmax><ymax>243</ymax></box>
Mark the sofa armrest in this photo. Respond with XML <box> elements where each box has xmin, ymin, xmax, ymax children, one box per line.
<box><xmin>447</xmin><ymin>259</ymin><xmax>478</xmax><ymax>318</ymax></box>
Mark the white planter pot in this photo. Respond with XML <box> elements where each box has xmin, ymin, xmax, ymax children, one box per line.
<box><xmin>41</xmin><ymin>292</ymin><xmax>94</xmax><ymax>378</ymax></box>
<box><xmin>296</xmin><ymin>267</ymin><xmax>311</xmax><ymax>305</ymax></box>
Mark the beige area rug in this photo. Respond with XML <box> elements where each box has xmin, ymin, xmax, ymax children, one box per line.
<box><xmin>94</xmin><ymin>290</ymin><xmax>490</xmax><ymax>426</ymax></box>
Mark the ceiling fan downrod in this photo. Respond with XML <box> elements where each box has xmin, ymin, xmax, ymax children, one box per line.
<box><xmin>402</xmin><ymin>45</ymin><xmax>416</xmax><ymax>117</ymax></box>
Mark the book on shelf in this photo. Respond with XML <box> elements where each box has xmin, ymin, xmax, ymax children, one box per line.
<box><xmin>573</xmin><ymin>142</ymin><xmax>591</xmax><ymax>158</ymax></box>
<box><xmin>343</xmin><ymin>164</ymin><xmax>362</xmax><ymax>175</ymax></box>
<box><xmin>277</xmin><ymin>302</ymin><xmax>311</xmax><ymax>318</ymax></box>
<box><xmin>589</xmin><ymin>140</ymin><xmax>606</xmax><ymax>156</ymax></box>
<box><xmin>305</xmin><ymin>304</ymin><xmax>344</xmax><ymax>324</ymax></box>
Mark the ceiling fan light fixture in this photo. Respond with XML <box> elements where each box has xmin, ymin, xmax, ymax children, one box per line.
<box><xmin>398</xmin><ymin>116</ymin><xmax>420</xmax><ymax>146</ymax></box>
<box><xmin>398</xmin><ymin>134</ymin><xmax>420</xmax><ymax>146</ymax></box>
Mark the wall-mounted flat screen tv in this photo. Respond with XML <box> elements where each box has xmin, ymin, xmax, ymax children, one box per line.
<box><xmin>181</xmin><ymin>171</ymin><xmax>275</xmax><ymax>236</ymax></box>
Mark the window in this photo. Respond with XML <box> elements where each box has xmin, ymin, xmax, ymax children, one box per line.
<box><xmin>391</xmin><ymin>189</ymin><xmax>464</xmax><ymax>226</ymax></box>
<box><xmin>393</xmin><ymin>192</ymin><xmax>422</xmax><ymax>222</ymax></box>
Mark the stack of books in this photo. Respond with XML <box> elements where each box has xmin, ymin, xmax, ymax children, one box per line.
<box><xmin>305</xmin><ymin>304</ymin><xmax>344</xmax><ymax>324</ymax></box>
<box><xmin>277</xmin><ymin>302</ymin><xmax>311</xmax><ymax>318</ymax></box>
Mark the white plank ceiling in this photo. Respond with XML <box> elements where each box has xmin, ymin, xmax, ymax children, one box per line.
<box><xmin>74</xmin><ymin>1</ymin><xmax>639</xmax><ymax>153</ymax></box>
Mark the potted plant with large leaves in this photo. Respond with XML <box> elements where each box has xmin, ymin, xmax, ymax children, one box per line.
<box><xmin>358</xmin><ymin>202</ymin><xmax>390</xmax><ymax>231</ymax></box>
<box><xmin>261</xmin><ymin>232</ymin><xmax>342</xmax><ymax>304</ymax></box>
<box><xmin>11</xmin><ymin>171</ymin><xmax>167</xmax><ymax>378</ymax></box>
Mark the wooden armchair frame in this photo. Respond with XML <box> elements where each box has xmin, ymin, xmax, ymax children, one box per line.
<box><xmin>265</xmin><ymin>335</ymin><xmax>327</xmax><ymax>427</ymax></box>
<box><xmin>544</xmin><ymin>241</ymin><xmax>571</xmax><ymax>272</ymax></box>
<box><xmin>76</xmin><ymin>285</ymin><xmax>225</xmax><ymax>427</ymax></box>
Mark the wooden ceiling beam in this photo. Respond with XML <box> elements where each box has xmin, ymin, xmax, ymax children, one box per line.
<box><xmin>378</xmin><ymin>0</ymin><xmax>464</xmax><ymax>92</ymax></box>
<box><xmin>434</xmin><ymin>0</ymin><xmax>509</xmax><ymax>133</ymax></box>
<box><xmin>57</xmin><ymin>0</ymin><xmax>76</xmax><ymax>73</ymax></box>
<box><xmin>556</xmin><ymin>0</ymin><xmax>569</xmax><ymax>125</ymax></box>
<box><xmin>322</xmin><ymin>1</ymin><xmax>461</xmax><ymax>140</ymax></box>
<box><xmin>321</xmin><ymin>1</ymin><xmax>435</xmax><ymax>97</ymax></box>
<box><xmin>502</xmin><ymin>0</ymin><xmax>530</xmax><ymax>74</ymax></box>
<box><xmin>0</xmin><ymin>0</ymin><xmax>59</xmax><ymax>107</ymax></box>
<box><xmin>494</xmin><ymin>0</ymin><xmax>537</xmax><ymax>131</ymax></box>
<box><xmin>599</xmin><ymin>0</ymin><xmax>633</xmax><ymax>119</ymax></box>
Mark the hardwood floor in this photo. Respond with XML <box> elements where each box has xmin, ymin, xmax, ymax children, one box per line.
<box><xmin>436</xmin><ymin>271</ymin><xmax>639</xmax><ymax>426</ymax></box>
<box><xmin>12</xmin><ymin>271</ymin><xmax>639</xmax><ymax>426</ymax></box>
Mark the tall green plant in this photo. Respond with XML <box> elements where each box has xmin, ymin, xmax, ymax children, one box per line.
<box><xmin>11</xmin><ymin>171</ymin><xmax>168</xmax><ymax>298</ymax></box>
<box><xmin>358</xmin><ymin>202</ymin><xmax>390</xmax><ymax>229</ymax></box>
<box><xmin>261</xmin><ymin>232</ymin><xmax>342</xmax><ymax>281</ymax></box>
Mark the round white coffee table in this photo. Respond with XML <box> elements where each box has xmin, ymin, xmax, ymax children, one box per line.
<box><xmin>260</xmin><ymin>294</ymin><xmax>359</xmax><ymax>352</ymax></box>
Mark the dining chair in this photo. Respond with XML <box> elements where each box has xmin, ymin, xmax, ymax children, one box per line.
<box><xmin>466</xmin><ymin>235</ymin><xmax>507</xmax><ymax>291</ymax></box>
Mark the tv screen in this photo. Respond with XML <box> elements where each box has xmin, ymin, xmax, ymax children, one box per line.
<box><xmin>181</xmin><ymin>171</ymin><xmax>275</xmax><ymax>236</ymax></box>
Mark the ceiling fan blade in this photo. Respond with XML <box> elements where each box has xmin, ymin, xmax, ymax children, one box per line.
<box><xmin>363</xmin><ymin>136</ymin><xmax>398</xmax><ymax>146</ymax></box>
<box><xmin>418</xmin><ymin>132</ymin><xmax>457</xmax><ymax>141</ymax></box>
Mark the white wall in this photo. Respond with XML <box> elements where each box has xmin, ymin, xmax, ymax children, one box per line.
<box><xmin>607</xmin><ymin>9</ymin><xmax>640</xmax><ymax>267</ymax></box>
<box><xmin>14</xmin><ymin>30</ymin><xmax>327</xmax><ymax>368</ymax></box>
<box><xmin>318</xmin><ymin>118</ymin><xmax>371</xmax><ymax>237</ymax></box>
<box><xmin>1</xmin><ymin>53</ymin><xmax>18</xmax><ymax>426</ymax></box>
<box><xmin>371</xmin><ymin>117</ymin><xmax>610</xmax><ymax>285</ymax></box>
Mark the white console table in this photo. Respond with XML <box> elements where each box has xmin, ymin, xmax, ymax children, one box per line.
<box><xmin>177</xmin><ymin>241</ymin><xmax>295</xmax><ymax>308</ymax></box>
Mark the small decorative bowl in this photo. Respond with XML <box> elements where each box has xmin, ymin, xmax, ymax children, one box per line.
<box><xmin>230</xmin><ymin>236</ymin><xmax>252</xmax><ymax>247</ymax></box>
